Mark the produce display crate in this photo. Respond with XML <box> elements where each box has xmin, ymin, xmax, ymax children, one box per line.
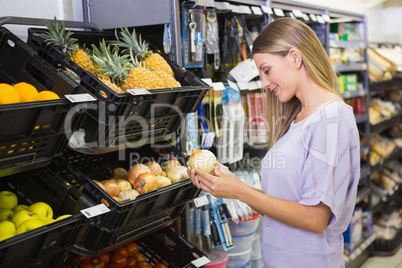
<box><xmin>0</xmin><ymin>26</ymin><xmax>88</xmax><ymax>177</ymax></box>
<box><xmin>66</xmin><ymin>227</ymin><xmax>209</xmax><ymax>268</ymax></box>
<box><xmin>372</xmin><ymin>227</ymin><xmax>402</xmax><ymax>256</ymax></box>
<box><xmin>0</xmin><ymin>167</ymin><xmax>92</xmax><ymax>268</ymax></box>
<box><xmin>27</xmin><ymin>27</ymin><xmax>211</xmax><ymax>152</ymax></box>
<box><xmin>55</xmin><ymin>143</ymin><xmax>200</xmax><ymax>252</ymax></box>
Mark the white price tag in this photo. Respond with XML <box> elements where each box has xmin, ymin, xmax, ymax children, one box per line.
<box><xmin>273</xmin><ymin>8</ymin><xmax>285</xmax><ymax>17</ymax></box>
<box><xmin>239</xmin><ymin>5</ymin><xmax>252</xmax><ymax>14</ymax></box>
<box><xmin>317</xmin><ymin>15</ymin><xmax>325</xmax><ymax>24</ymax></box>
<box><xmin>248</xmin><ymin>81</ymin><xmax>259</xmax><ymax>90</ymax></box>
<box><xmin>193</xmin><ymin>195</ymin><xmax>209</xmax><ymax>208</ymax></box>
<box><xmin>80</xmin><ymin>204</ymin><xmax>110</xmax><ymax>218</ymax></box>
<box><xmin>310</xmin><ymin>14</ymin><xmax>317</xmax><ymax>22</ymax></box>
<box><xmin>127</xmin><ymin>88</ymin><xmax>151</xmax><ymax>95</ymax></box>
<box><xmin>322</xmin><ymin>14</ymin><xmax>331</xmax><ymax>22</ymax></box>
<box><xmin>201</xmin><ymin>78</ymin><xmax>214</xmax><ymax>87</ymax></box>
<box><xmin>192</xmin><ymin>256</ymin><xmax>211</xmax><ymax>267</ymax></box>
<box><xmin>229</xmin><ymin>4</ymin><xmax>241</xmax><ymax>13</ymax></box>
<box><xmin>228</xmin><ymin>80</ymin><xmax>239</xmax><ymax>91</ymax></box>
<box><xmin>65</xmin><ymin>93</ymin><xmax>97</xmax><ymax>103</ymax></box>
<box><xmin>195</xmin><ymin>0</ymin><xmax>215</xmax><ymax>7</ymax></box>
<box><xmin>212</xmin><ymin>82</ymin><xmax>225</xmax><ymax>91</ymax></box>
<box><xmin>214</xmin><ymin>1</ymin><xmax>231</xmax><ymax>10</ymax></box>
<box><xmin>237</xmin><ymin>82</ymin><xmax>249</xmax><ymax>90</ymax></box>
<box><xmin>302</xmin><ymin>13</ymin><xmax>310</xmax><ymax>21</ymax></box>
<box><xmin>255</xmin><ymin>80</ymin><xmax>262</xmax><ymax>88</ymax></box>
<box><xmin>292</xmin><ymin>9</ymin><xmax>303</xmax><ymax>18</ymax></box>
<box><xmin>229</xmin><ymin>59</ymin><xmax>259</xmax><ymax>83</ymax></box>
<box><xmin>261</xmin><ymin>6</ymin><xmax>272</xmax><ymax>14</ymax></box>
<box><xmin>251</xmin><ymin>6</ymin><xmax>263</xmax><ymax>15</ymax></box>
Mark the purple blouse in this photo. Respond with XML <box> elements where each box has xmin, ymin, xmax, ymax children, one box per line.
<box><xmin>260</xmin><ymin>101</ymin><xmax>361</xmax><ymax>267</ymax></box>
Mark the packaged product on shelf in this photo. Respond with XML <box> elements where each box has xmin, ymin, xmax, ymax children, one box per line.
<box><xmin>344</xmin><ymin>207</ymin><xmax>363</xmax><ymax>252</ymax></box>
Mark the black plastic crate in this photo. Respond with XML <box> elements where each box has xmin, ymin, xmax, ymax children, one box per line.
<box><xmin>0</xmin><ymin>168</ymin><xmax>91</xmax><ymax>268</ymax></box>
<box><xmin>66</xmin><ymin>227</ymin><xmax>209</xmax><ymax>268</ymax></box>
<box><xmin>55</xmin><ymin>143</ymin><xmax>200</xmax><ymax>252</ymax></box>
<box><xmin>0</xmin><ymin>27</ymin><xmax>88</xmax><ymax>177</ymax></box>
<box><xmin>372</xmin><ymin>228</ymin><xmax>402</xmax><ymax>256</ymax></box>
<box><xmin>27</xmin><ymin>27</ymin><xmax>210</xmax><ymax>151</ymax></box>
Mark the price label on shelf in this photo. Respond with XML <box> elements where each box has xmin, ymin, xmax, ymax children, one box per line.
<box><xmin>251</xmin><ymin>6</ymin><xmax>263</xmax><ymax>15</ymax></box>
<box><xmin>239</xmin><ymin>5</ymin><xmax>252</xmax><ymax>14</ymax></box>
<box><xmin>192</xmin><ymin>256</ymin><xmax>211</xmax><ymax>267</ymax></box>
<box><xmin>237</xmin><ymin>81</ymin><xmax>249</xmax><ymax>90</ymax></box>
<box><xmin>201</xmin><ymin>78</ymin><xmax>214</xmax><ymax>87</ymax></box>
<box><xmin>322</xmin><ymin>14</ymin><xmax>331</xmax><ymax>22</ymax></box>
<box><xmin>310</xmin><ymin>14</ymin><xmax>317</xmax><ymax>22</ymax></box>
<box><xmin>81</xmin><ymin>204</ymin><xmax>110</xmax><ymax>218</ymax></box>
<box><xmin>212</xmin><ymin>82</ymin><xmax>225</xmax><ymax>91</ymax></box>
<box><xmin>273</xmin><ymin>8</ymin><xmax>285</xmax><ymax>17</ymax></box>
<box><xmin>292</xmin><ymin>9</ymin><xmax>303</xmax><ymax>18</ymax></box>
<box><xmin>228</xmin><ymin>80</ymin><xmax>239</xmax><ymax>91</ymax></box>
<box><xmin>316</xmin><ymin>15</ymin><xmax>325</xmax><ymax>24</ymax></box>
<box><xmin>65</xmin><ymin>93</ymin><xmax>97</xmax><ymax>103</ymax></box>
<box><xmin>127</xmin><ymin>88</ymin><xmax>151</xmax><ymax>95</ymax></box>
<box><xmin>302</xmin><ymin>13</ymin><xmax>310</xmax><ymax>21</ymax></box>
<box><xmin>195</xmin><ymin>0</ymin><xmax>215</xmax><ymax>7</ymax></box>
<box><xmin>261</xmin><ymin>6</ymin><xmax>273</xmax><ymax>14</ymax></box>
<box><xmin>193</xmin><ymin>195</ymin><xmax>209</xmax><ymax>208</ymax></box>
<box><xmin>214</xmin><ymin>1</ymin><xmax>231</xmax><ymax>10</ymax></box>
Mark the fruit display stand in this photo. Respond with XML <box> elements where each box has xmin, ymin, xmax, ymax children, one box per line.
<box><xmin>0</xmin><ymin>168</ymin><xmax>92</xmax><ymax>267</ymax></box>
<box><xmin>27</xmin><ymin>26</ymin><xmax>211</xmax><ymax>154</ymax></box>
<box><xmin>0</xmin><ymin>26</ymin><xmax>90</xmax><ymax>177</ymax></box>
<box><xmin>53</xmin><ymin>142</ymin><xmax>201</xmax><ymax>254</ymax></box>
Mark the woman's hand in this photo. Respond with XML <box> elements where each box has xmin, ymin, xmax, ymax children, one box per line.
<box><xmin>187</xmin><ymin>163</ymin><xmax>247</xmax><ymax>199</ymax></box>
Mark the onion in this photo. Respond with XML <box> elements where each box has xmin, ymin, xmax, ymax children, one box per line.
<box><xmin>94</xmin><ymin>180</ymin><xmax>106</xmax><ymax>192</ymax></box>
<box><xmin>155</xmin><ymin>175</ymin><xmax>172</xmax><ymax>188</ymax></box>
<box><xmin>161</xmin><ymin>160</ymin><xmax>181</xmax><ymax>172</ymax></box>
<box><xmin>133</xmin><ymin>173</ymin><xmax>159</xmax><ymax>194</ymax></box>
<box><xmin>145</xmin><ymin>161</ymin><xmax>164</xmax><ymax>176</ymax></box>
<box><xmin>166</xmin><ymin>165</ymin><xmax>189</xmax><ymax>183</ymax></box>
<box><xmin>101</xmin><ymin>180</ymin><xmax>120</xmax><ymax>197</ymax></box>
<box><xmin>128</xmin><ymin>164</ymin><xmax>151</xmax><ymax>186</ymax></box>
<box><xmin>115</xmin><ymin>178</ymin><xmax>132</xmax><ymax>191</ymax></box>
<box><xmin>113</xmin><ymin>167</ymin><xmax>128</xmax><ymax>180</ymax></box>
<box><xmin>189</xmin><ymin>150</ymin><xmax>217</xmax><ymax>174</ymax></box>
<box><xmin>118</xmin><ymin>189</ymin><xmax>140</xmax><ymax>200</ymax></box>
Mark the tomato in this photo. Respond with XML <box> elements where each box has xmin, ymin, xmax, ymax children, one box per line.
<box><xmin>125</xmin><ymin>242</ymin><xmax>139</xmax><ymax>256</ymax></box>
<box><xmin>133</xmin><ymin>252</ymin><xmax>147</xmax><ymax>262</ymax></box>
<box><xmin>99</xmin><ymin>252</ymin><xmax>110</xmax><ymax>264</ymax></box>
<box><xmin>113</xmin><ymin>246</ymin><xmax>129</xmax><ymax>259</ymax></box>
<box><xmin>126</xmin><ymin>256</ymin><xmax>137</xmax><ymax>266</ymax></box>
<box><xmin>91</xmin><ymin>257</ymin><xmax>106</xmax><ymax>268</ymax></box>
<box><xmin>110</xmin><ymin>253</ymin><xmax>127</xmax><ymax>267</ymax></box>
<box><xmin>73</xmin><ymin>253</ymin><xmax>91</xmax><ymax>263</ymax></box>
<box><xmin>135</xmin><ymin>261</ymin><xmax>153</xmax><ymax>268</ymax></box>
<box><xmin>80</xmin><ymin>262</ymin><xmax>95</xmax><ymax>268</ymax></box>
<box><xmin>154</xmin><ymin>263</ymin><xmax>168</xmax><ymax>268</ymax></box>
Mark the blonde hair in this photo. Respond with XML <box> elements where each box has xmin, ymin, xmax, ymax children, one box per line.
<box><xmin>252</xmin><ymin>18</ymin><xmax>340</xmax><ymax>150</ymax></box>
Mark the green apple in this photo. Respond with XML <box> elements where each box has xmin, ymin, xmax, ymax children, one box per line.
<box><xmin>0</xmin><ymin>221</ymin><xmax>16</xmax><ymax>237</ymax></box>
<box><xmin>0</xmin><ymin>191</ymin><xmax>18</xmax><ymax>210</ymax></box>
<box><xmin>0</xmin><ymin>234</ymin><xmax>15</xmax><ymax>242</ymax></box>
<box><xmin>55</xmin><ymin>214</ymin><xmax>72</xmax><ymax>221</ymax></box>
<box><xmin>0</xmin><ymin>209</ymin><xmax>14</xmax><ymax>222</ymax></box>
<box><xmin>12</xmin><ymin>210</ymin><xmax>38</xmax><ymax>228</ymax></box>
<box><xmin>12</xmin><ymin>204</ymin><xmax>29</xmax><ymax>214</ymax></box>
<box><xmin>16</xmin><ymin>219</ymin><xmax>44</xmax><ymax>235</ymax></box>
<box><xmin>28</xmin><ymin>202</ymin><xmax>53</xmax><ymax>222</ymax></box>
<box><xmin>43</xmin><ymin>218</ymin><xmax>56</xmax><ymax>225</ymax></box>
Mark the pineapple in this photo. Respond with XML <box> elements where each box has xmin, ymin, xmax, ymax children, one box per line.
<box><xmin>38</xmin><ymin>18</ymin><xmax>97</xmax><ymax>74</ymax></box>
<box><xmin>112</xmin><ymin>27</ymin><xmax>175</xmax><ymax>77</ymax></box>
<box><xmin>153</xmin><ymin>69</ymin><xmax>181</xmax><ymax>88</ymax></box>
<box><xmin>92</xmin><ymin>45</ymin><xmax>166</xmax><ymax>91</ymax></box>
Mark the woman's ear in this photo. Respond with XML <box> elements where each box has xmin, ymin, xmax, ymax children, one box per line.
<box><xmin>288</xmin><ymin>48</ymin><xmax>302</xmax><ymax>69</ymax></box>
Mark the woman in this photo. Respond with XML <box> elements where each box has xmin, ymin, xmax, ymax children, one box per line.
<box><xmin>188</xmin><ymin>18</ymin><xmax>361</xmax><ymax>267</ymax></box>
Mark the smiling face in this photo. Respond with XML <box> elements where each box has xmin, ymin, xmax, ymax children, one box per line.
<box><xmin>253</xmin><ymin>51</ymin><xmax>301</xmax><ymax>103</ymax></box>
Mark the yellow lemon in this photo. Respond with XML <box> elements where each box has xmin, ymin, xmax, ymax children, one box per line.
<box><xmin>38</xmin><ymin>91</ymin><xmax>60</xmax><ymax>101</ymax></box>
<box><xmin>14</xmin><ymin>82</ymin><xmax>39</xmax><ymax>102</ymax></box>
<box><xmin>0</xmin><ymin>83</ymin><xmax>20</xmax><ymax>104</ymax></box>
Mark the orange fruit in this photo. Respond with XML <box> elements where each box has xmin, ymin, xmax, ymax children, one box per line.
<box><xmin>14</xmin><ymin>82</ymin><xmax>39</xmax><ymax>102</ymax></box>
<box><xmin>38</xmin><ymin>91</ymin><xmax>59</xmax><ymax>100</ymax></box>
<box><xmin>0</xmin><ymin>83</ymin><xmax>20</xmax><ymax>104</ymax></box>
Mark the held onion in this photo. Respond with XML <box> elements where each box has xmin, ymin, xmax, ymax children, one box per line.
<box><xmin>188</xmin><ymin>149</ymin><xmax>217</xmax><ymax>174</ymax></box>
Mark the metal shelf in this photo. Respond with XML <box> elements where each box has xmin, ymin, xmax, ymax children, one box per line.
<box><xmin>345</xmin><ymin>234</ymin><xmax>377</xmax><ymax>268</ymax></box>
<box><xmin>341</xmin><ymin>89</ymin><xmax>366</xmax><ymax>99</ymax></box>
<box><xmin>370</xmin><ymin>111</ymin><xmax>402</xmax><ymax>134</ymax></box>
<box><xmin>330</xmin><ymin>40</ymin><xmax>366</xmax><ymax>48</ymax></box>
<box><xmin>333</xmin><ymin>63</ymin><xmax>368</xmax><ymax>72</ymax></box>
